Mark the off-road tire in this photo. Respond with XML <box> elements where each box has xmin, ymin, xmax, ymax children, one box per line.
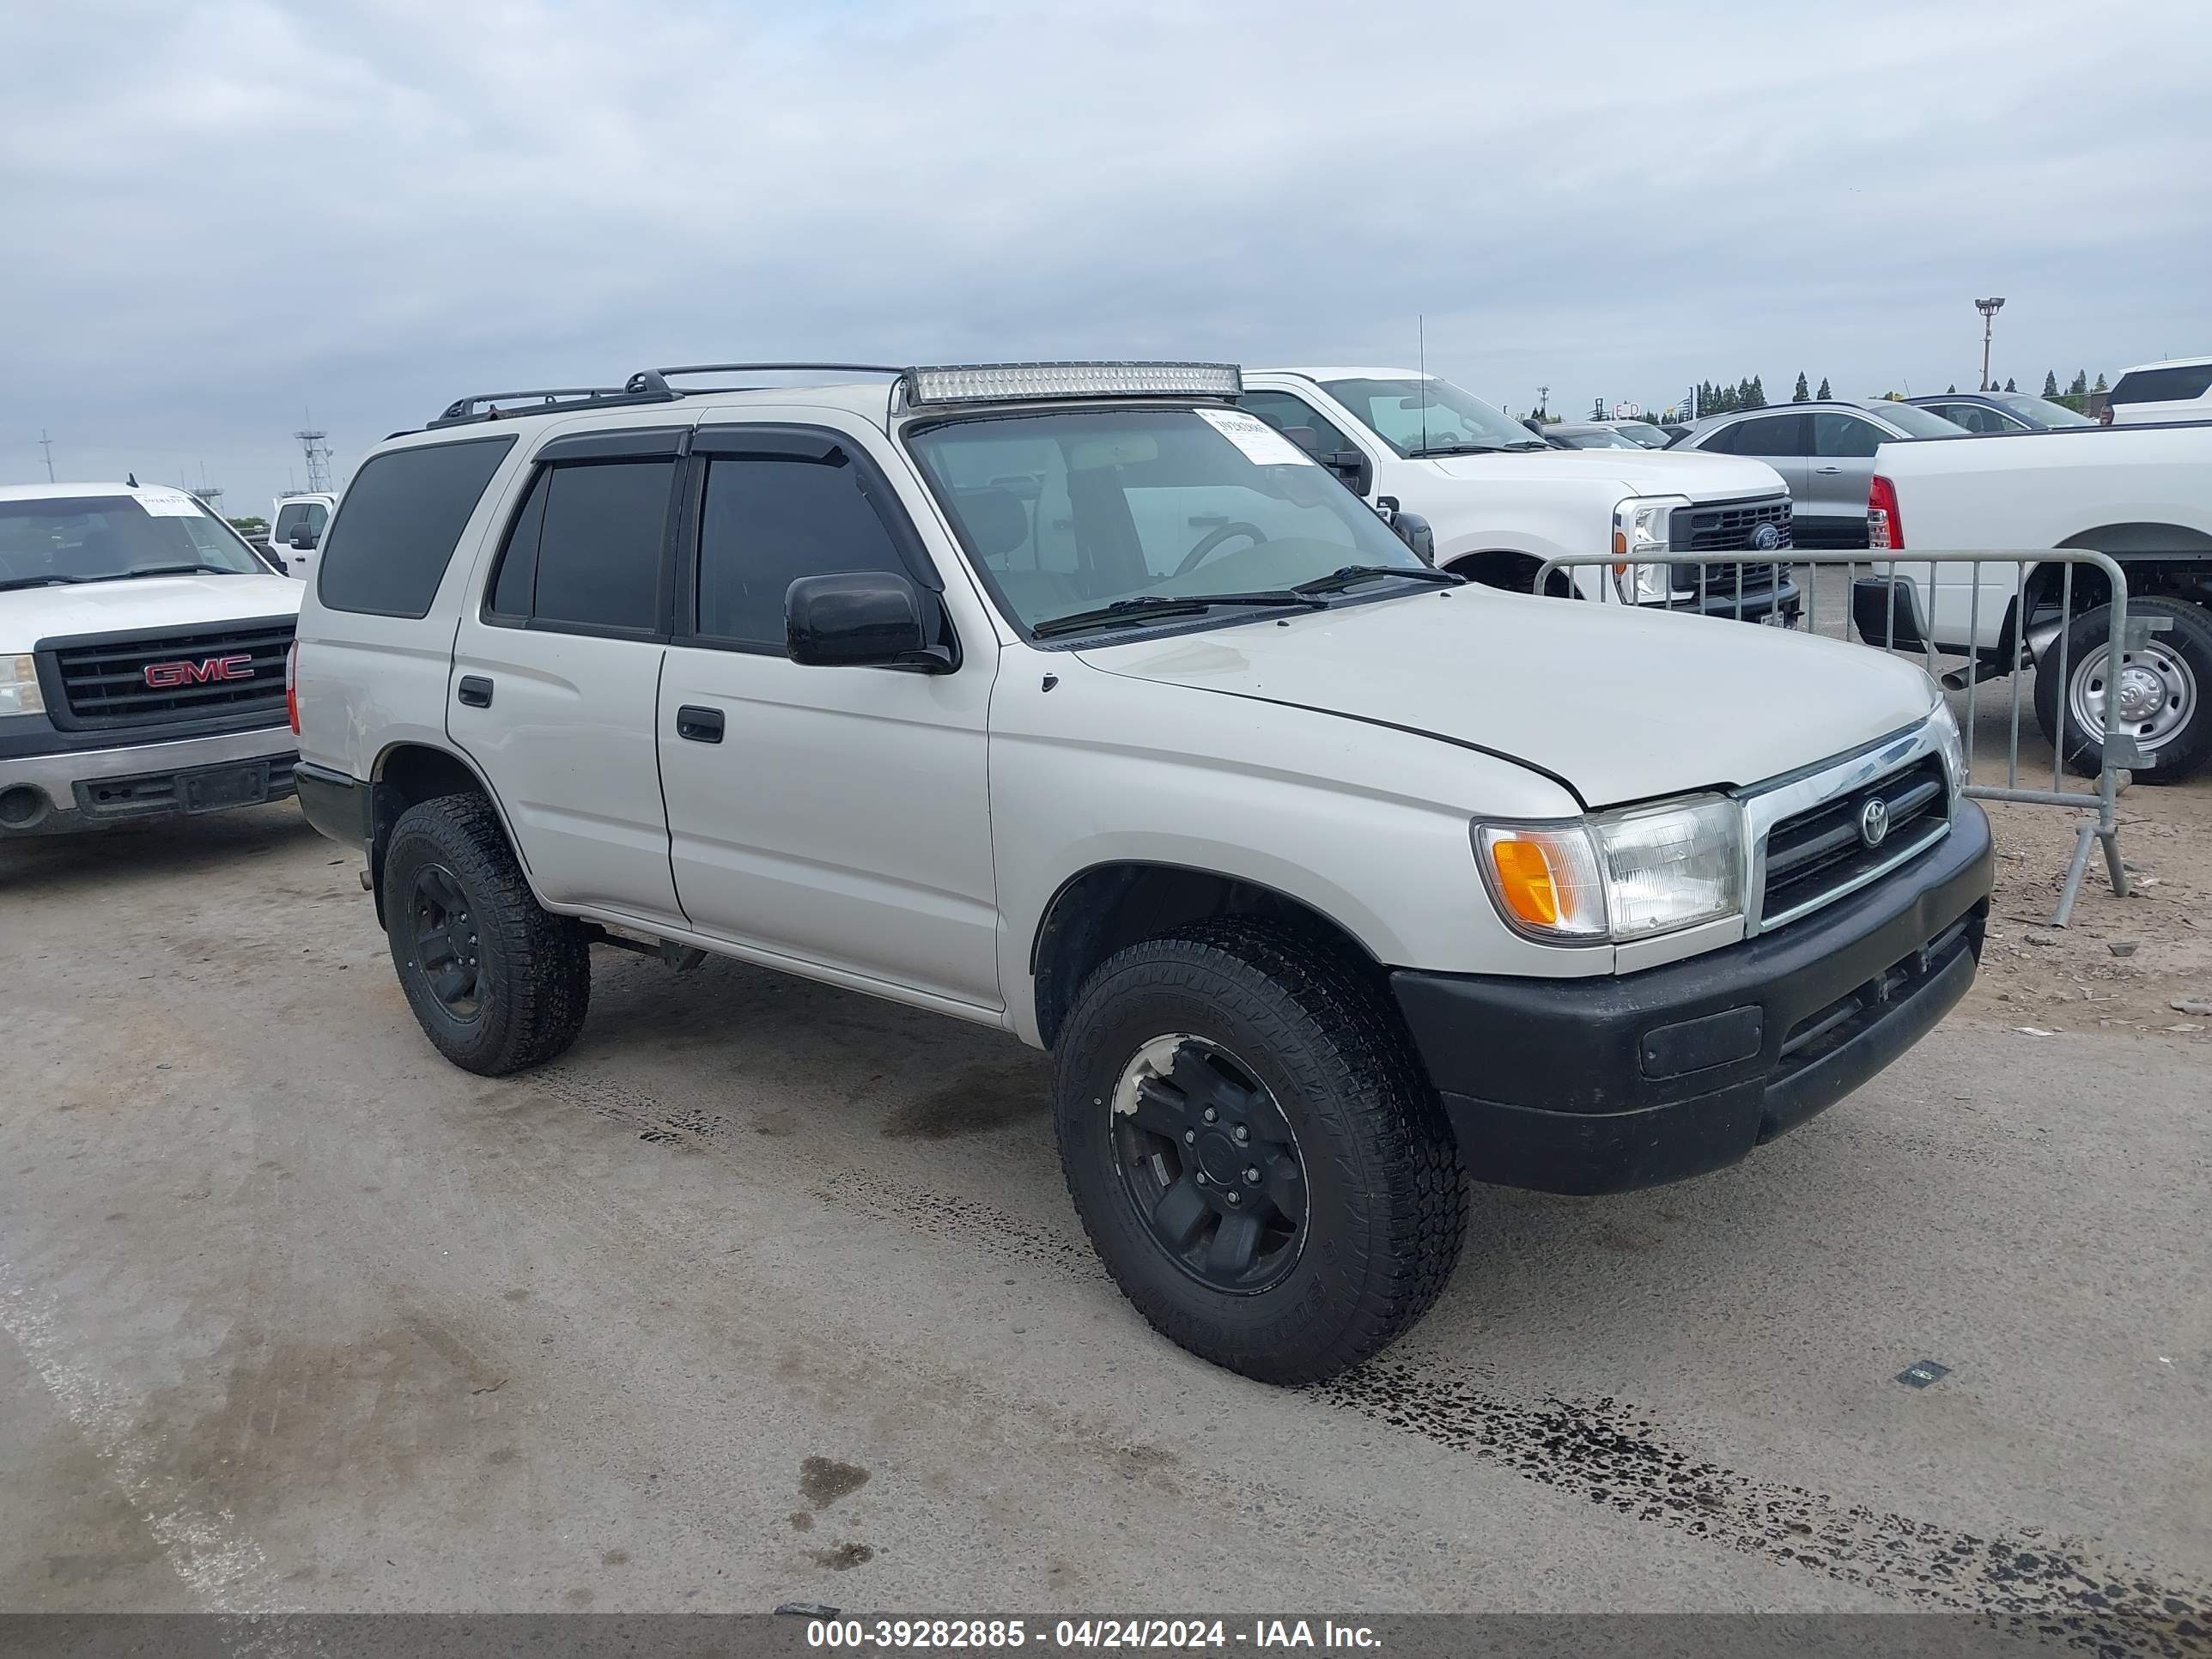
<box><xmin>1053</xmin><ymin>922</ymin><xmax>1468</xmax><ymax>1383</ymax></box>
<box><xmin>383</xmin><ymin>794</ymin><xmax>591</xmax><ymax>1075</ymax></box>
<box><xmin>2033</xmin><ymin>598</ymin><xmax>2212</xmax><ymax>785</ymax></box>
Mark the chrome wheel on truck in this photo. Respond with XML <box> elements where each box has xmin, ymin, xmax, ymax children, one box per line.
<box><xmin>2036</xmin><ymin>599</ymin><xmax>2212</xmax><ymax>784</ymax></box>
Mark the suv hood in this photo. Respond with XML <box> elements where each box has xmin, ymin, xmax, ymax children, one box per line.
<box><xmin>9</xmin><ymin>573</ymin><xmax>302</xmax><ymax>650</ymax></box>
<box><xmin>1076</xmin><ymin>589</ymin><xmax>1936</xmax><ymax>809</ymax></box>
<box><xmin>1419</xmin><ymin>446</ymin><xmax>1784</xmax><ymax>501</ymax></box>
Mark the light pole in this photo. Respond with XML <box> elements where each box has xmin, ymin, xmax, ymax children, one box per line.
<box><xmin>1976</xmin><ymin>297</ymin><xmax>2005</xmax><ymax>392</ymax></box>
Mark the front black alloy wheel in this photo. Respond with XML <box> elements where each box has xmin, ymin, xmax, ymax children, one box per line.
<box><xmin>1054</xmin><ymin>922</ymin><xmax>1468</xmax><ymax>1384</ymax></box>
<box><xmin>1112</xmin><ymin>1036</ymin><xmax>1307</xmax><ymax>1294</ymax></box>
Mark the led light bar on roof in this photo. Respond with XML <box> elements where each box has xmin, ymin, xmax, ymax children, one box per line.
<box><xmin>902</xmin><ymin>362</ymin><xmax>1243</xmax><ymax>407</ymax></box>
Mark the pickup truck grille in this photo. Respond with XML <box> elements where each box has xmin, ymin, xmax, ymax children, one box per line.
<box><xmin>1759</xmin><ymin>756</ymin><xmax>1949</xmax><ymax>927</ymax></box>
<box><xmin>44</xmin><ymin>617</ymin><xmax>295</xmax><ymax>730</ymax></box>
<box><xmin>1672</xmin><ymin>496</ymin><xmax>1794</xmax><ymax>553</ymax></box>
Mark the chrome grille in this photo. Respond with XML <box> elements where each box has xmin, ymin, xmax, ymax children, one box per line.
<box><xmin>1759</xmin><ymin>755</ymin><xmax>1948</xmax><ymax>928</ymax></box>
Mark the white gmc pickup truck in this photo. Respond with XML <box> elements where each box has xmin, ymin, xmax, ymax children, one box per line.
<box><xmin>1857</xmin><ymin>421</ymin><xmax>2212</xmax><ymax>780</ymax></box>
<box><xmin>1</xmin><ymin>483</ymin><xmax>303</xmax><ymax>836</ymax></box>
<box><xmin>1240</xmin><ymin>368</ymin><xmax>1802</xmax><ymax>622</ymax></box>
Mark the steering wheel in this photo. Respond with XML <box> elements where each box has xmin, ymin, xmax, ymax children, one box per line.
<box><xmin>1174</xmin><ymin>521</ymin><xmax>1268</xmax><ymax>576</ymax></box>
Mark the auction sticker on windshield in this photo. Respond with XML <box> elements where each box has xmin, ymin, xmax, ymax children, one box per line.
<box><xmin>137</xmin><ymin>491</ymin><xmax>205</xmax><ymax>517</ymax></box>
<box><xmin>1196</xmin><ymin>408</ymin><xmax>1316</xmax><ymax>469</ymax></box>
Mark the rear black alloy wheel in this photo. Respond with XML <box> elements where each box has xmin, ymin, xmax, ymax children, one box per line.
<box><xmin>382</xmin><ymin>794</ymin><xmax>591</xmax><ymax>1075</ymax></box>
<box><xmin>1111</xmin><ymin>1035</ymin><xmax>1307</xmax><ymax>1294</ymax></box>
<box><xmin>407</xmin><ymin>862</ymin><xmax>485</xmax><ymax>1021</ymax></box>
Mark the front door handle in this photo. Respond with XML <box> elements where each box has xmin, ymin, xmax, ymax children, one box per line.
<box><xmin>676</xmin><ymin>705</ymin><xmax>725</xmax><ymax>744</ymax></box>
<box><xmin>456</xmin><ymin>675</ymin><xmax>494</xmax><ymax>708</ymax></box>
<box><xmin>1813</xmin><ymin>465</ymin><xmax>1844</xmax><ymax>475</ymax></box>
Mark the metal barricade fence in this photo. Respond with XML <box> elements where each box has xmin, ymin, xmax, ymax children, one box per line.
<box><xmin>1531</xmin><ymin>549</ymin><xmax>2136</xmax><ymax>927</ymax></box>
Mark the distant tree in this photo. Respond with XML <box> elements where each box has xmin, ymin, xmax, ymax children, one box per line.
<box><xmin>1792</xmin><ymin>371</ymin><xmax>1810</xmax><ymax>402</ymax></box>
<box><xmin>2042</xmin><ymin>369</ymin><xmax>2060</xmax><ymax>398</ymax></box>
<box><xmin>1747</xmin><ymin>375</ymin><xmax>1767</xmax><ymax>408</ymax></box>
<box><xmin>2004</xmin><ymin>378</ymin><xmax>2017</xmax><ymax>392</ymax></box>
<box><xmin>1880</xmin><ymin>391</ymin><xmax>1906</xmax><ymax>401</ymax></box>
<box><xmin>2092</xmin><ymin>372</ymin><xmax>2108</xmax><ymax>393</ymax></box>
<box><xmin>2069</xmin><ymin>370</ymin><xmax>2089</xmax><ymax>397</ymax></box>
<box><xmin>228</xmin><ymin>515</ymin><xmax>268</xmax><ymax>533</ymax></box>
<box><xmin>1947</xmin><ymin>384</ymin><xmax>1957</xmax><ymax>394</ymax></box>
<box><xmin>1815</xmin><ymin>376</ymin><xmax>1831</xmax><ymax>399</ymax></box>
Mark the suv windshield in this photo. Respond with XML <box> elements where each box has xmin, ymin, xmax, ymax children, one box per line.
<box><xmin>1993</xmin><ymin>393</ymin><xmax>2095</xmax><ymax>428</ymax></box>
<box><xmin>0</xmin><ymin>494</ymin><xmax>265</xmax><ymax>589</ymax></box>
<box><xmin>906</xmin><ymin>406</ymin><xmax>1429</xmax><ymax>636</ymax></box>
<box><xmin>1319</xmin><ymin>376</ymin><xmax>1548</xmax><ymax>457</ymax></box>
<box><xmin>1610</xmin><ymin>422</ymin><xmax>1671</xmax><ymax>447</ymax></box>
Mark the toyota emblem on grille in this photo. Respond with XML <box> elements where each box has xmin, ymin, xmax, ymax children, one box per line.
<box><xmin>1858</xmin><ymin>796</ymin><xmax>1890</xmax><ymax>848</ymax></box>
<box><xmin>1750</xmin><ymin>521</ymin><xmax>1783</xmax><ymax>551</ymax></box>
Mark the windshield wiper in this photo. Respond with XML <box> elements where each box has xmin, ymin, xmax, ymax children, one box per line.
<box><xmin>1405</xmin><ymin>442</ymin><xmax>1502</xmax><ymax>457</ymax></box>
<box><xmin>0</xmin><ymin>574</ymin><xmax>85</xmax><ymax>592</ymax></box>
<box><xmin>82</xmin><ymin>563</ymin><xmax>239</xmax><ymax>583</ymax></box>
<box><xmin>1031</xmin><ymin>590</ymin><xmax>1327</xmax><ymax>639</ymax></box>
<box><xmin>1291</xmin><ymin>565</ymin><xmax>1466</xmax><ymax>598</ymax></box>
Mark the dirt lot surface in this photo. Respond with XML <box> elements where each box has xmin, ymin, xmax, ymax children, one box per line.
<box><xmin>3</xmin><ymin>757</ymin><xmax>2207</xmax><ymax>1645</ymax></box>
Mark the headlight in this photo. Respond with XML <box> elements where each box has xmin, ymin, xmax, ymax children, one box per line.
<box><xmin>1611</xmin><ymin>495</ymin><xmax>1690</xmax><ymax>605</ymax></box>
<box><xmin>1927</xmin><ymin>693</ymin><xmax>1966</xmax><ymax>793</ymax></box>
<box><xmin>1477</xmin><ymin>794</ymin><xmax>1745</xmax><ymax>944</ymax></box>
<box><xmin>0</xmin><ymin>654</ymin><xmax>44</xmax><ymax>717</ymax></box>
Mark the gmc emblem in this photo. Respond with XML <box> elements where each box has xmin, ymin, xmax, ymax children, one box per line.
<box><xmin>144</xmin><ymin>654</ymin><xmax>255</xmax><ymax>689</ymax></box>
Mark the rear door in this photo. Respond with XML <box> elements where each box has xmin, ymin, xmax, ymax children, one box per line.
<box><xmin>1806</xmin><ymin>412</ymin><xmax>1888</xmax><ymax>545</ymax></box>
<box><xmin>655</xmin><ymin>418</ymin><xmax>1000</xmax><ymax>1010</ymax></box>
<box><xmin>448</xmin><ymin>427</ymin><xmax>686</xmax><ymax>923</ymax></box>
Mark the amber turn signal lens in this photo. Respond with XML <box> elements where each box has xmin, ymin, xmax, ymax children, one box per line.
<box><xmin>1488</xmin><ymin>838</ymin><xmax>1561</xmax><ymax>927</ymax></box>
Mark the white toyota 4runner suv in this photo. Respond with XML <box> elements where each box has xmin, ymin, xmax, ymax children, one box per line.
<box><xmin>295</xmin><ymin>361</ymin><xmax>1990</xmax><ymax>1383</ymax></box>
<box><xmin>1241</xmin><ymin>368</ymin><xmax>1802</xmax><ymax>622</ymax></box>
<box><xmin>2</xmin><ymin>483</ymin><xmax>303</xmax><ymax>837</ymax></box>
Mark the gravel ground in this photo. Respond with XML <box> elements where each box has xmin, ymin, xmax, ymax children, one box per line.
<box><xmin>2</xmin><ymin>761</ymin><xmax>2206</xmax><ymax>1643</ymax></box>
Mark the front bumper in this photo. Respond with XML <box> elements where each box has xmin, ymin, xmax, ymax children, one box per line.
<box><xmin>0</xmin><ymin>719</ymin><xmax>298</xmax><ymax>837</ymax></box>
<box><xmin>1391</xmin><ymin>800</ymin><xmax>1992</xmax><ymax>1195</ymax></box>
<box><xmin>1667</xmin><ymin>574</ymin><xmax>1802</xmax><ymax>624</ymax></box>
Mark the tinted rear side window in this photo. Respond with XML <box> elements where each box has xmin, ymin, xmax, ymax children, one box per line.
<box><xmin>317</xmin><ymin>437</ymin><xmax>514</xmax><ymax>617</ymax></box>
<box><xmin>1729</xmin><ymin>413</ymin><xmax>1808</xmax><ymax>456</ymax></box>
<box><xmin>2110</xmin><ymin>364</ymin><xmax>2212</xmax><ymax>405</ymax></box>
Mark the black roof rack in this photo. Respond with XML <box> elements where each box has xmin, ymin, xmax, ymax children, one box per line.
<box><xmin>428</xmin><ymin>384</ymin><xmax>682</xmax><ymax>429</ymax></box>
<box><xmin>623</xmin><ymin>362</ymin><xmax>904</xmax><ymax>395</ymax></box>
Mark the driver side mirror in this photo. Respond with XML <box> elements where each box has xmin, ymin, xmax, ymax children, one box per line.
<box><xmin>287</xmin><ymin>526</ymin><xmax>319</xmax><ymax>550</ymax></box>
<box><xmin>1392</xmin><ymin>511</ymin><xmax>1435</xmax><ymax>562</ymax></box>
<box><xmin>787</xmin><ymin>571</ymin><xmax>954</xmax><ymax>672</ymax></box>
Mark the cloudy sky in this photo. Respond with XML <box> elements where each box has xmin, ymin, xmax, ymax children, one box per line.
<box><xmin>3</xmin><ymin>0</ymin><xmax>2207</xmax><ymax>511</ymax></box>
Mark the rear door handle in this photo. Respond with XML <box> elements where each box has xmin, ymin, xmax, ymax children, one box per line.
<box><xmin>456</xmin><ymin>675</ymin><xmax>494</xmax><ymax>708</ymax></box>
<box><xmin>1813</xmin><ymin>465</ymin><xmax>1844</xmax><ymax>475</ymax></box>
<box><xmin>676</xmin><ymin>704</ymin><xmax>725</xmax><ymax>744</ymax></box>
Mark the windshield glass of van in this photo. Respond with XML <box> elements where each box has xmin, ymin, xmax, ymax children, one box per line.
<box><xmin>0</xmin><ymin>495</ymin><xmax>264</xmax><ymax>589</ymax></box>
<box><xmin>1320</xmin><ymin>376</ymin><xmax>1547</xmax><ymax>457</ymax></box>
<box><xmin>906</xmin><ymin>406</ymin><xmax>1427</xmax><ymax>635</ymax></box>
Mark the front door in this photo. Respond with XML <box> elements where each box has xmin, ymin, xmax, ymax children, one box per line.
<box><xmin>656</xmin><ymin>421</ymin><xmax>1000</xmax><ymax>1010</ymax></box>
